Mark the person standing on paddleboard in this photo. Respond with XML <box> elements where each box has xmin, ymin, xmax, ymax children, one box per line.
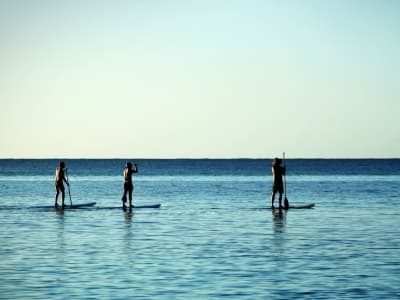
<box><xmin>54</xmin><ymin>161</ymin><xmax>69</xmax><ymax>208</ymax></box>
<box><xmin>271</xmin><ymin>157</ymin><xmax>285</xmax><ymax>209</ymax></box>
<box><xmin>122</xmin><ymin>162</ymin><xmax>138</xmax><ymax>209</ymax></box>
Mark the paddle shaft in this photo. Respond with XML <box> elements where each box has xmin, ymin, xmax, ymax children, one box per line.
<box><xmin>283</xmin><ymin>152</ymin><xmax>286</xmax><ymax>196</ymax></box>
<box><xmin>65</xmin><ymin>168</ymin><xmax>72</xmax><ymax>206</ymax></box>
<box><xmin>283</xmin><ymin>152</ymin><xmax>289</xmax><ymax>207</ymax></box>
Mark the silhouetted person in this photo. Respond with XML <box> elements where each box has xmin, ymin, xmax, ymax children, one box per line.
<box><xmin>271</xmin><ymin>157</ymin><xmax>285</xmax><ymax>209</ymax></box>
<box><xmin>55</xmin><ymin>161</ymin><xmax>69</xmax><ymax>208</ymax></box>
<box><xmin>122</xmin><ymin>162</ymin><xmax>138</xmax><ymax>209</ymax></box>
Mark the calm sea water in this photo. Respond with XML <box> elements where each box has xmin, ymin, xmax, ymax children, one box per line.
<box><xmin>0</xmin><ymin>159</ymin><xmax>399</xmax><ymax>299</ymax></box>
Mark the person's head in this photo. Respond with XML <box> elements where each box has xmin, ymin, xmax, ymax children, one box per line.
<box><xmin>59</xmin><ymin>161</ymin><xmax>65</xmax><ymax>168</ymax></box>
<box><xmin>126</xmin><ymin>162</ymin><xmax>132</xmax><ymax>169</ymax></box>
<box><xmin>272</xmin><ymin>158</ymin><xmax>281</xmax><ymax>166</ymax></box>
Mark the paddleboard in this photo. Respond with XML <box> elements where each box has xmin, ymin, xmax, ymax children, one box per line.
<box><xmin>132</xmin><ymin>204</ymin><xmax>161</xmax><ymax>209</ymax></box>
<box><xmin>55</xmin><ymin>202</ymin><xmax>97</xmax><ymax>209</ymax></box>
<box><xmin>96</xmin><ymin>203</ymin><xmax>161</xmax><ymax>210</ymax></box>
<box><xmin>265</xmin><ymin>203</ymin><xmax>315</xmax><ymax>210</ymax></box>
<box><xmin>23</xmin><ymin>202</ymin><xmax>97</xmax><ymax>210</ymax></box>
<box><xmin>288</xmin><ymin>203</ymin><xmax>315</xmax><ymax>209</ymax></box>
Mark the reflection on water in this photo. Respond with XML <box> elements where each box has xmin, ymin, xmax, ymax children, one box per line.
<box><xmin>55</xmin><ymin>207</ymin><xmax>65</xmax><ymax>217</ymax></box>
<box><xmin>123</xmin><ymin>208</ymin><xmax>134</xmax><ymax>254</ymax></box>
<box><xmin>123</xmin><ymin>207</ymin><xmax>134</xmax><ymax>224</ymax></box>
<box><xmin>272</xmin><ymin>209</ymin><xmax>286</xmax><ymax>234</ymax></box>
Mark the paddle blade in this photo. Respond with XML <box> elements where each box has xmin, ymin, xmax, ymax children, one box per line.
<box><xmin>284</xmin><ymin>197</ymin><xmax>289</xmax><ymax>209</ymax></box>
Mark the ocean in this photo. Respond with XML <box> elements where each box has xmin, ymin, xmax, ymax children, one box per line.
<box><xmin>0</xmin><ymin>159</ymin><xmax>399</xmax><ymax>299</ymax></box>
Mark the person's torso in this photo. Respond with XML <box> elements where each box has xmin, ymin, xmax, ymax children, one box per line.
<box><xmin>124</xmin><ymin>168</ymin><xmax>133</xmax><ymax>182</ymax></box>
<box><xmin>55</xmin><ymin>167</ymin><xmax>64</xmax><ymax>182</ymax></box>
<box><xmin>272</xmin><ymin>166</ymin><xmax>283</xmax><ymax>184</ymax></box>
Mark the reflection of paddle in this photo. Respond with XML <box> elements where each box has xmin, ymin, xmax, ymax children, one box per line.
<box><xmin>283</xmin><ymin>152</ymin><xmax>289</xmax><ymax>209</ymax></box>
<box><xmin>65</xmin><ymin>168</ymin><xmax>72</xmax><ymax>206</ymax></box>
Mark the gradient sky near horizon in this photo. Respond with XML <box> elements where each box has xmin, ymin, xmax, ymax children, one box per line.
<box><xmin>1</xmin><ymin>1</ymin><xmax>399</xmax><ymax>158</ymax></box>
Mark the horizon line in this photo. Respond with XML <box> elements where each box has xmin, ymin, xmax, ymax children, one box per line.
<box><xmin>0</xmin><ymin>157</ymin><xmax>399</xmax><ymax>160</ymax></box>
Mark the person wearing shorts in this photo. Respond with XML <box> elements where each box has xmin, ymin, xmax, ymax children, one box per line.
<box><xmin>122</xmin><ymin>162</ymin><xmax>138</xmax><ymax>209</ymax></box>
<box><xmin>271</xmin><ymin>158</ymin><xmax>285</xmax><ymax>209</ymax></box>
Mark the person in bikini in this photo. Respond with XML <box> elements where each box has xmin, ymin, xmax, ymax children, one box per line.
<box><xmin>122</xmin><ymin>162</ymin><xmax>138</xmax><ymax>209</ymax></box>
<box><xmin>55</xmin><ymin>161</ymin><xmax>69</xmax><ymax>208</ymax></box>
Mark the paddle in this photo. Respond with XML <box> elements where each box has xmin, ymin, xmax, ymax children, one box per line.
<box><xmin>65</xmin><ymin>168</ymin><xmax>72</xmax><ymax>207</ymax></box>
<box><xmin>283</xmin><ymin>152</ymin><xmax>289</xmax><ymax>209</ymax></box>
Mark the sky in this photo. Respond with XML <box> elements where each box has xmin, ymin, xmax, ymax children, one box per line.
<box><xmin>0</xmin><ymin>0</ymin><xmax>399</xmax><ymax>158</ymax></box>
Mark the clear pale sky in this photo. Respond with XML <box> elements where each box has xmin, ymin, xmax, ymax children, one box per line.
<box><xmin>1</xmin><ymin>1</ymin><xmax>399</xmax><ymax>158</ymax></box>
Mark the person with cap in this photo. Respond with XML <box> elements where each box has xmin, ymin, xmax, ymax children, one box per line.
<box><xmin>54</xmin><ymin>161</ymin><xmax>69</xmax><ymax>208</ymax></box>
<box><xmin>122</xmin><ymin>162</ymin><xmax>138</xmax><ymax>209</ymax></box>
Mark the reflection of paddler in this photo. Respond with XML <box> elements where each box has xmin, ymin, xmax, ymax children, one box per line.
<box><xmin>271</xmin><ymin>157</ymin><xmax>285</xmax><ymax>209</ymax></box>
<box><xmin>272</xmin><ymin>208</ymin><xmax>286</xmax><ymax>233</ymax></box>
<box><xmin>122</xmin><ymin>162</ymin><xmax>138</xmax><ymax>209</ymax></box>
<box><xmin>54</xmin><ymin>161</ymin><xmax>69</xmax><ymax>208</ymax></box>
